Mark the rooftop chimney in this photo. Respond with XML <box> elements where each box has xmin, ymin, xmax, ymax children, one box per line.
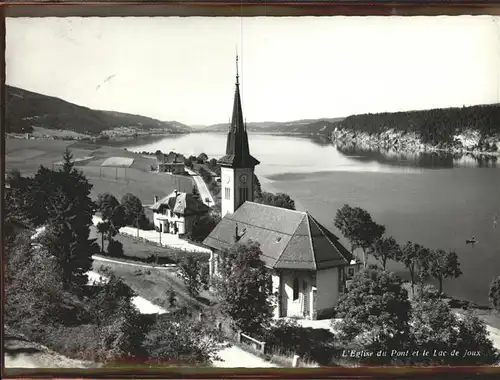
<box><xmin>154</xmin><ymin>195</ymin><xmax>158</xmax><ymax>203</ymax></box>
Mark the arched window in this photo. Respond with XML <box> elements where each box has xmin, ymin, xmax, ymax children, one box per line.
<box><xmin>293</xmin><ymin>277</ymin><xmax>299</xmax><ymax>301</ymax></box>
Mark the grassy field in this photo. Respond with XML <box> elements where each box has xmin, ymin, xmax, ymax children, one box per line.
<box><xmin>90</xmin><ymin>226</ymin><xmax>206</xmax><ymax>262</ymax></box>
<box><xmin>29</xmin><ymin>126</ymin><xmax>92</xmax><ymax>139</ymax></box>
<box><xmin>92</xmin><ymin>258</ymin><xmax>211</xmax><ymax>312</ymax></box>
<box><xmin>6</xmin><ymin>138</ymin><xmax>194</xmax><ymax>204</ymax></box>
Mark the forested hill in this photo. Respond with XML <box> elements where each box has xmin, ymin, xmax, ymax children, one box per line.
<box><xmin>335</xmin><ymin>103</ymin><xmax>500</xmax><ymax>146</ymax></box>
<box><xmin>6</xmin><ymin>85</ymin><xmax>191</xmax><ymax>135</ymax></box>
<box><xmin>201</xmin><ymin>118</ymin><xmax>344</xmax><ymax>135</ymax></box>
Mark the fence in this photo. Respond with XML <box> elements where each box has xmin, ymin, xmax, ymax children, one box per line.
<box><xmin>239</xmin><ymin>332</ymin><xmax>266</xmax><ymax>354</ymax></box>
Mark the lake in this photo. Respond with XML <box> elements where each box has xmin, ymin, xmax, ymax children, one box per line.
<box><xmin>122</xmin><ymin>132</ymin><xmax>500</xmax><ymax>306</ymax></box>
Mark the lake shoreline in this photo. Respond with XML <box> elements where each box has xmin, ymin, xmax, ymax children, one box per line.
<box><xmin>331</xmin><ymin>129</ymin><xmax>500</xmax><ymax>159</ymax></box>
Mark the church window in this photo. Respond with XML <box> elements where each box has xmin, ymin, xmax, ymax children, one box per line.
<box><xmin>225</xmin><ymin>187</ymin><xmax>230</xmax><ymax>200</ymax></box>
<box><xmin>239</xmin><ymin>187</ymin><xmax>249</xmax><ymax>202</ymax></box>
<box><xmin>293</xmin><ymin>277</ymin><xmax>299</xmax><ymax>301</ymax></box>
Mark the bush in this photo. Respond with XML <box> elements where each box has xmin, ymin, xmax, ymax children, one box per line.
<box><xmin>264</xmin><ymin>319</ymin><xmax>335</xmax><ymax>365</ymax></box>
<box><xmin>489</xmin><ymin>276</ymin><xmax>500</xmax><ymax>312</ymax></box>
<box><xmin>97</xmin><ymin>265</ymin><xmax>114</xmax><ymax>278</ymax></box>
<box><xmin>43</xmin><ymin>324</ymin><xmax>105</xmax><ymax>361</ymax></box>
<box><xmin>107</xmin><ymin>240</ymin><xmax>124</xmax><ymax>257</ymax></box>
<box><xmin>138</xmin><ymin>214</ymin><xmax>155</xmax><ymax>230</ymax></box>
<box><xmin>316</xmin><ymin>308</ymin><xmax>336</xmax><ymax>320</ymax></box>
<box><xmin>134</xmin><ymin>269</ymin><xmax>143</xmax><ymax>276</ymax></box>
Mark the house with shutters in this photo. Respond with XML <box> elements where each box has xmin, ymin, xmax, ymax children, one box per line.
<box><xmin>151</xmin><ymin>190</ymin><xmax>209</xmax><ymax>235</ymax></box>
<box><xmin>203</xmin><ymin>56</ymin><xmax>359</xmax><ymax>320</ymax></box>
<box><xmin>157</xmin><ymin>151</ymin><xmax>186</xmax><ymax>175</ymax></box>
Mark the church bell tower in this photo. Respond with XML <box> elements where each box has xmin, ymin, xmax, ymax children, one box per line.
<box><xmin>218</xmin><ymin>55</ymin><xmax>260</xmax><ymax>218</ymax></box>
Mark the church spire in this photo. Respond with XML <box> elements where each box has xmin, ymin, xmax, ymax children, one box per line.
<box><xmin>236</xmin><ymin>54</ymin><xmax>239</xmax><ymax>86</ymax></box>
<box><xmin>218</xmin><ymin>55</ymin><xmax>260</xmax><ymax>169</ymax></box>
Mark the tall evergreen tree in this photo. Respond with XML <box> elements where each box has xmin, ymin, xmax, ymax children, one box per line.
<box><xmin>30</xmin><ymin>150</ymin><xmax>98</xmax><ymax>288</ymax></box>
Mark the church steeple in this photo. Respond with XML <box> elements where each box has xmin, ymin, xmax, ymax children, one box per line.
<box><xmin>236</xmin><ymin>54</ymin><xmax>239</xmax><ymax>86</ymax></box>
<box><xmin>219</xmin><ymin>55</ymin><xmax>259</xmax><ymax>217</ymax></box>
<box><xmin>219</xmin><ymin>55</ymin><xmax>260</xmax><ymax>169</ymax></box>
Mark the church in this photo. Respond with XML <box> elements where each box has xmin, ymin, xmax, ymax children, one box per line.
<box><xmin>203</xmin><ymin>57</ymin><xmax>358</xmax><ymax>320</ymax></box>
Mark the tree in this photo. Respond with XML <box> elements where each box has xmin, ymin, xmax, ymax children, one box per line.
<box><xmin>5</xmin><ymin>232</ymin><xmax>65</xmax><ymax>327</ymax></box>
<box><xmin>425</xmin><ymin>249</ymin><xmax>462</xmax><ymax>294</ymax></box>
<box><xmin>207</xmin><ymin>158</ymin><xmax>218</xmax><ymax>168</ymax></box>
<box><xmin>334</xmin><ymin>204</ymin><xmax>385</xmax><ymax>267</ymax></box>
<box><xmin>188</xmin><ymin>214</ymin><xmax>218</xmax><ymax>243</ymax></box>
<box><xmin>96</xmin><ymin>192</ymin><xmax>120</xmax><ymax>220</ymax></box>
<box><xmin>215</xmin><ymin>241</ymin><xmax>275</xmax><ymax>335</ymax></box>
<box><xmin>489</xmin><ymin>276</ymin><xmax>500</xmax><ymax>312</ymax></box>
<box><xmin>334</xmin><ymin>204</ymin><xmax>360</xmax><ymax>254</ymax></box>
<box><xmin>40</xmin><ymin>219</ymin><xmax>94</xmax><ymax>288</ymax></box>
<box><xmin>198</xmin><ymin>167</ymin><xmax>212</xmax><ymax>183</ymax></box>
<box><xmin>96</xmin><ymin>221</ymin><xmax>110</xmax><ymax>252</ymax></box>
<box><xmin>96</xmin><ymin>193</ymin><xmax>126</xmax><ymax>245</ymax></box>
<box><xmin>121</xmin><ymin>193</ymin><xmax>146</xmax><ymax>228</ymax></box>
<box><xmin>27</xmin><ymin>151</ymin><xmax>98</xmax><ymax>288</ymax></box>
<box><xmin>454</xmin><ymin>312</ymin><xmax>499</xmax><ymax>365</ymax></box>
<box><xmin>197</xmin><ymin>153</ymin><xmax>208</xmax><ymax>163</ymax></box>
<box><xmin>144</xmin><ymin>309</ymin><xmax>226</xmax><ymax>366</ymax></box>
<box><xmin>253</xmin><ymin>174</ymin><xmax>263</xmax><ymax>200</ymax></box>
<box><xmin>369</xmin><ymin>236</ymin><xmax>402</xmax><ymax>270</ymax></box>
<box><xmin>256</xmin><ymin>192</ymin><xmax>296</xmax><ymax>210</ymax></box>
<box><xmin>400</xmin><ymin>241</ymin><xmax>430</xmax><ymax>295</ymax></box>
<box><xmin>61</xmin><ymin>147</ymin><xmax>74</xmax><ymax>173</ymax></box>
<box><xmin>178</xmin><ymin>256</ymin><xmax>203</xmax><ymax>298</ymax></box>
<box><xmin>410</xmin><ymin>287</ymin><xmax>498</xmax><ymax>365</ymax></box>
<box><xmin>4</xmin><ymin>170</ymin><xmax>33</xmax><ymax>234</ymax></box>
<box><xmin>409</xmin><ymin>287</ymin><xmax>460</xmax><ymax>364</ymax></box>
<box><xmin>333</xmin><ymin>266</ymin><xmax>411</xmax><ymax>360</ymax></box>
<box><xmin>89</xmin><ymin>273</ymin><xmax>136</xmax><ymax>325</ymax></box>
<box><xmin>167</xmin><ymin>287</ymin><xmax>177</xmax><ymax>309</ymax></box>
<box><xmin>89</xmin><ymin>274</ymin><xmax>149</xmax><ymax>360</ymax></box>
<box><xmin>354</xmin><ymin>219</ymin><xmax>385</xmax><ymax>269</ymax></box>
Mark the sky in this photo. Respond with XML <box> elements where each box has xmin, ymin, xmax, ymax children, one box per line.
<box><xmin>6</xmin><ymin>16</ymin><xmax>500</xmax><ymax>126</ymax></box>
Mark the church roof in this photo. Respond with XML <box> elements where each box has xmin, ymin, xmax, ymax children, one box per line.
<box><xmin>218</xmin><ymin>56</ymin><xmax>260</xmax><ymax>169</ymax></box>
<box><xmin>150</xmin><ymin>191</ymin><xmax>209</xmax><ymax>216</ymax></box>
<box><xmin>203</xmin><ymin>202</ymin><xmax>354</xmax><ymax>271</ymax></box>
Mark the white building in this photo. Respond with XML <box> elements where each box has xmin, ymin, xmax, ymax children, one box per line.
<box><xmin>203</xmin><ymin>57</ymin><xmax>359</xmax><ymax>320</ymax></box>
<box><xmin>157</xmin><ymin>151</ymin><xmax>186</xmax><ymax>175</ymax></box>
<box><xmin>151</xmin><ymin>190</ymin><xmax>209</xmax><ymax>235</ymax></box>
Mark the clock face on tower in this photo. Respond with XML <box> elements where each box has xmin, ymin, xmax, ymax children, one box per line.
<box><xmin>240</xmin><ymin>174</ymin><xmax>248</xmax><ymax>184</ymax></box>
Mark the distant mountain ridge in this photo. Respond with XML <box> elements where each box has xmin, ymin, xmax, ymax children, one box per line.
<box><xmin>199</xmin><ymin>117</ymin><xmax>345</xmax><ymax>135</ymax></box>
<box><xmin>6</xmin><ymin>86</ymin><xmax>192</xmax><ymax>135</ymax></box>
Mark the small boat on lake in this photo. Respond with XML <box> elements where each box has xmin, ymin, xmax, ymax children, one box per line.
<box><xmin>466</xmin><ymin>236</ymin><xmax>477</xmax><ymax>245</ymax></box>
